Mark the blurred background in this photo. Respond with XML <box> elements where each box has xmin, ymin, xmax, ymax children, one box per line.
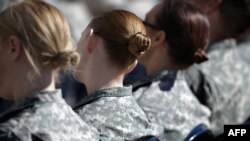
<box><xmin>47</xmin><ymin>0</ymin><xmax>161</xmax><ymax>42</ymax></box>
<box><xmin>0</xmin><ymin>0</ymin><xmax>160</xmax><ymax>42</ymax></box>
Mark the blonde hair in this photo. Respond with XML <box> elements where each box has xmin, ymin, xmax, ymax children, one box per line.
<box><xmin>0</xmin><ymin>0</ymin><xmax>79</xmax><ymax>74</ymax></box>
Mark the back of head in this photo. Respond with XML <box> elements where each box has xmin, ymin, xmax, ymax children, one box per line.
<box><xmin>0</xmin><ymin>0</ymin><xmax>79</xmax><ymax>74</ymax></box>
<box><xmin>155</xmin><ymin>0</ymin><xmax>209</xmax><ymax>65</ymax></box>
<box><xmin>220</xmin><ymin>0</ymin><xmax>250</xmax><ymax>35</ymax></box>
<box><xmin>89</xmin><ymin>10</ymin><xmax>151</xmax><ymax>68</ymax></box>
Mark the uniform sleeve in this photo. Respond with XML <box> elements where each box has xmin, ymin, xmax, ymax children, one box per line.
<box><xmin>0</xmin><ymin>127</ymin><xmax>20</xmax><ymax>141</ymax></box>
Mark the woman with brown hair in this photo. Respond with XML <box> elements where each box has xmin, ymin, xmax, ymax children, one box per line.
<box><xmin>132</xmin><ymin>0</ymin><xmax>211</xmax><ymax>141</ymax></box>
<box><xmin>74</xmin><ymin>10</ymin><xmax>163</xmax><ymax>141</ymax></box>
<box><xmin>0</xmin><ymin>0</ymin><xmax>98</xmax><ymax>140</ymax></box>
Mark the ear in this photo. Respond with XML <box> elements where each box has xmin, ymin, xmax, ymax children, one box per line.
<box><xmin>125</xmin><ymin>60</ymin><xmax>138</xmax><ymax>74</ymax></box>
<box><xmin>205</xmin><ymin>0</ymin><xmax>222</xmax><ymax>14</ymax></box>
<box><xmin>150</xmin><ymin>30</ymin><xmax>166</xmax><ymax>49</ymax></box>
<box><xmin>8</xmin><ymin>36</ymin><xmax>22</xmax><ymax>61</ymax></box>
<box><xmin>85</xmin><ymin>28</ymin><xmax>96</xmax><ymax>54</ymax></box>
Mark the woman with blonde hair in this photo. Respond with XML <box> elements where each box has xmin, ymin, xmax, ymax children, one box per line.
<box><xmin>0</xmin><ymin>0</ymin><xmax>98</xmax><ymax>140</ymax></box>
<box><xmin>74</xmin><ymin>10</ymin><xmax>163</xmax><ymax>140</ymax></box>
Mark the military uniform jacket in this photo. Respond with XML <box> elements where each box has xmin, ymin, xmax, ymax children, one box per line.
<box><xmin>0</xmin><ymin>90</ymin><xmax>99</xmax><ymax>141</ymax></box>
<box><xmin>133</xmin><ymin>70</ymin><xmax>211</xmax><ymax>141</ymax></box>
<box><xmin>185</xmin><ymin>39</ymin><xmax>250</xmax><ymax>135</ymax></box>
<box><xmin>74</xmin><ymin>86</ymin><xmax>164</xmax><ymax>141</ymax></box>
<box><xmin>237</xmin><ymin>39</ymin><xmax>250</xmax><ymax>66</ymax></box>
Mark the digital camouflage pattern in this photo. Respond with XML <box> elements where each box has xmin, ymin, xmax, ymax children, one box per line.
<box><xmin>133</xmin><ymin>70</ymin><xmax>211</xmax><ymax>141</ymax></box>
<box><xmin>0</xmin><ymin>90</ymin><xmax>99</xmax><ymax>141</ymax></box>
<box><xmin>237</xmin><ymin>39</ymin><xmax>250</xmax><ymax>66</ymax></box>
<box><xmin>74</xmin><ymin>86</ymin><xmax>164</xmax><ymax>141</ymax></box>
<box><xmin>185</xmin><ymin>39</ymin><xmax>250</xmax><ymax>135</ymax></box>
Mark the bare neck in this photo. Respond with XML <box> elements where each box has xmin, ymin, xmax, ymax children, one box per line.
<box><xmin>79</xmin><ymin>64</ymin><xmax>124</xmax><ymax>94</ymax></box>
<box><xmin>209</xmin><ymin>13</ymin><xmax>235</xmax><ymax>44</ymax></box>
<box><xmin>13</xmin><ymin>70</ymin><xmax>55</xmax><ymax>101</ymax></box>
<box><xmin>141</xmin><ymin>48</ymin><xmax>176</xmax><ymax>76</ymax></box>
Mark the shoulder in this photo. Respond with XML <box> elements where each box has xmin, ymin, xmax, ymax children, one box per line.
<box><xmin>76</xmin><ymin>96</ymin><xmax>137</xmax><ymax>117</ymax></box>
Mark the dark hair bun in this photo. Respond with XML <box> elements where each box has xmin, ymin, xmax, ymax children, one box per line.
<box><xmin>128</xmin><ymin>32</ymin><xmax>151</xmax><ymax>57</ymax></box>
<box><xmin>194</xmin><ymin>49</ymin><xmax>209</xmax><ymax>64</ymax></box>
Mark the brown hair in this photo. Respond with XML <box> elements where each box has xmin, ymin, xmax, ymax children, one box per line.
<box><xmin>155</xmin><ymin>0</ymin><xmax>209</xmax><ymax>65</ymax></box>
<box><xmin>88</xmin><ymin>10</ymin><xmax>151</xmax><ymax>68</ymax></box>
<box><xmin>0</xmin><ymin>0</ymin><xmax>79</xmax><ymax>74</ymax></box>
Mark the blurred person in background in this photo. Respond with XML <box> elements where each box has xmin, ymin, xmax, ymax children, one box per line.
<box><xmin>236</xmin><ymin>23</ymin><xmax>250</xmax><ymax>66</ymax></box>
<box><xmin>0</xmin><ymin>0</ymin><xmax>98</xmax><ymax>140</ymax></box>
<box><xmin>132</xmin><ymin>0</ymin><xmax>211</xmax><ymax>141</ymax></box>
<box><xmin>74</xmin><ymin>10</ymin><xmax>164</xmax><ymax>140</ymax></box>
<box><xmin>185</xmin><ymin>0</ymin><xmax>250</xmax><ymax>135</ymax></box>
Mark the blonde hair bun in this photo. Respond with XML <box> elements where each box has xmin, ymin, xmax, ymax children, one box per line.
<box><xmin>128</xmin><ymin>32</ymin><xmax>151</xmax><ymax>57</ymax></box>
<box><xmin>43</xmin><ymin>51</ymin><xmax>80</xmax><ymax>69</ymax></box>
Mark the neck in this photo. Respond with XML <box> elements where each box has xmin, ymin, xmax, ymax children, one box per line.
<box><xmin>13</xmin><ymin>70</ymin><xmax>55</xmax><ymax>101</ymax></box>
<box><xmin>142</xmin><ymin>60</ymin><xmax>167</xmax><ymax>76</ymax></box>
<box><xmin>78</xmin><ymin>63</ymin><xmax>124</xmax><ymax>94</ymax></box>
<box><xmin>210</xmin><ymin>25</ymin><xmax>233</xmax><ymax>44</ymax></box>
<box><xmin>209</xmin><ymin>12</ymin><xmax>234</xmax><ymax>44</ymax></box>
<box><xmin>141</xmin><ymin>48</ymin><xmax>175</xmax><ymax>76</ymax></box>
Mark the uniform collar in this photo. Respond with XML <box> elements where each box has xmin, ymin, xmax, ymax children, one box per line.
<box><xmin>74</xmin><ymin>86</ymin><xmax>132</xmax><ymax>110</ymax></box>
<box><xmin>14</xmin><ymin>89</ymin><xmax>63</xmax><ymax>108</ymax></box>
<box><xmin>207</xmin><ymin>38</ymin><xmax>237</xmax><ymax>53</ymax></box>
<box><xmin>151</xmin><ymin>70</ymin><xmax>177</xmax><ymax>82</ymax></box>
<box><xmin>0</xmin><ymin>90</ymin><xmax>62</xmax><ymax>123</ymax></box>
<box><xmin>132</xmin><ymin>70</ymin><xmax>178</xmax><ymax>92</ymax></box>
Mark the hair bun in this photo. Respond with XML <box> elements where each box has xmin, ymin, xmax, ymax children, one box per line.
<box><xmin>128</xmin><ymin>32</ymin><xmax>151</xmax><ymax>57</ymax></box>
<box><xmin>194</xmin><ymin>49</ymin><xmax>209</xmax><ymax>64</ymax></box>
<box><xmin>43</xmin><ymin>51</ymin><xmax>80</xmax><ymax>69</ymax></box>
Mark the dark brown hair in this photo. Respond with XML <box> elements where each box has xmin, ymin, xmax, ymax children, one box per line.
<box><xmin>155</xmin><ymin>0</ymin><xmax>209</xmax><ymax>65</ymax></box>
<box><xmin>220</xmin><ymin>0</ymin><xmax>250</xmax><ymax>35</ymax></box>
<box><xmin>88</xmin><ymin>10</ymin><xmax>151</xmax><ymax>68</ymax></box>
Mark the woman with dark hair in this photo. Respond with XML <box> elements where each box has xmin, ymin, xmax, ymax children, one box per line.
<box><xmin>132</xmin><ymin>0</ymin><xmax>211</xmax><ymax>141</ymax></box>
<box><xmin>74</xmin><ymin>10</ymin><xmax>163</xmax><ymax>141</ymax></box>
<box><xmin>0</xmin><ymin>0</ymin><xmax>98</xmax><ymax>140</ymax></box>
<box><xmin>185</xmin><ymin>0</ymin><xmax>250</xmax><ymax>135</ymax></box>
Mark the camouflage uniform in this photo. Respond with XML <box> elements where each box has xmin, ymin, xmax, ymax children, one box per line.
<box><xmin>74</xmin><ymin>86</ymin><xmax>164</xmax><ymax>141</ymax></box>
<box><xmin>0</xmin><ymin>90</ymin><xmax>99</xmax><ymax>141</ymax></box>
<box><xmin>185</xmin><ymin>39</ymin><xmax>250</xmax><ymax>135</ymax></box>
<box><xmin>133</xmin><ymin>70</ymin><xmax>211</xmax><ymax>141</ymax></box>
<box><xmin>237</xmin><ymin>39</ymin><xmax>250</xmax><ymax>66</ymax></box>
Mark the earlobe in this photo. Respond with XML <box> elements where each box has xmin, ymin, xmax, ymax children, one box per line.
<box><xmin>8</xmin><ymin>36</ymin><xmax>22</xmax><ymax>61</ymax></box>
